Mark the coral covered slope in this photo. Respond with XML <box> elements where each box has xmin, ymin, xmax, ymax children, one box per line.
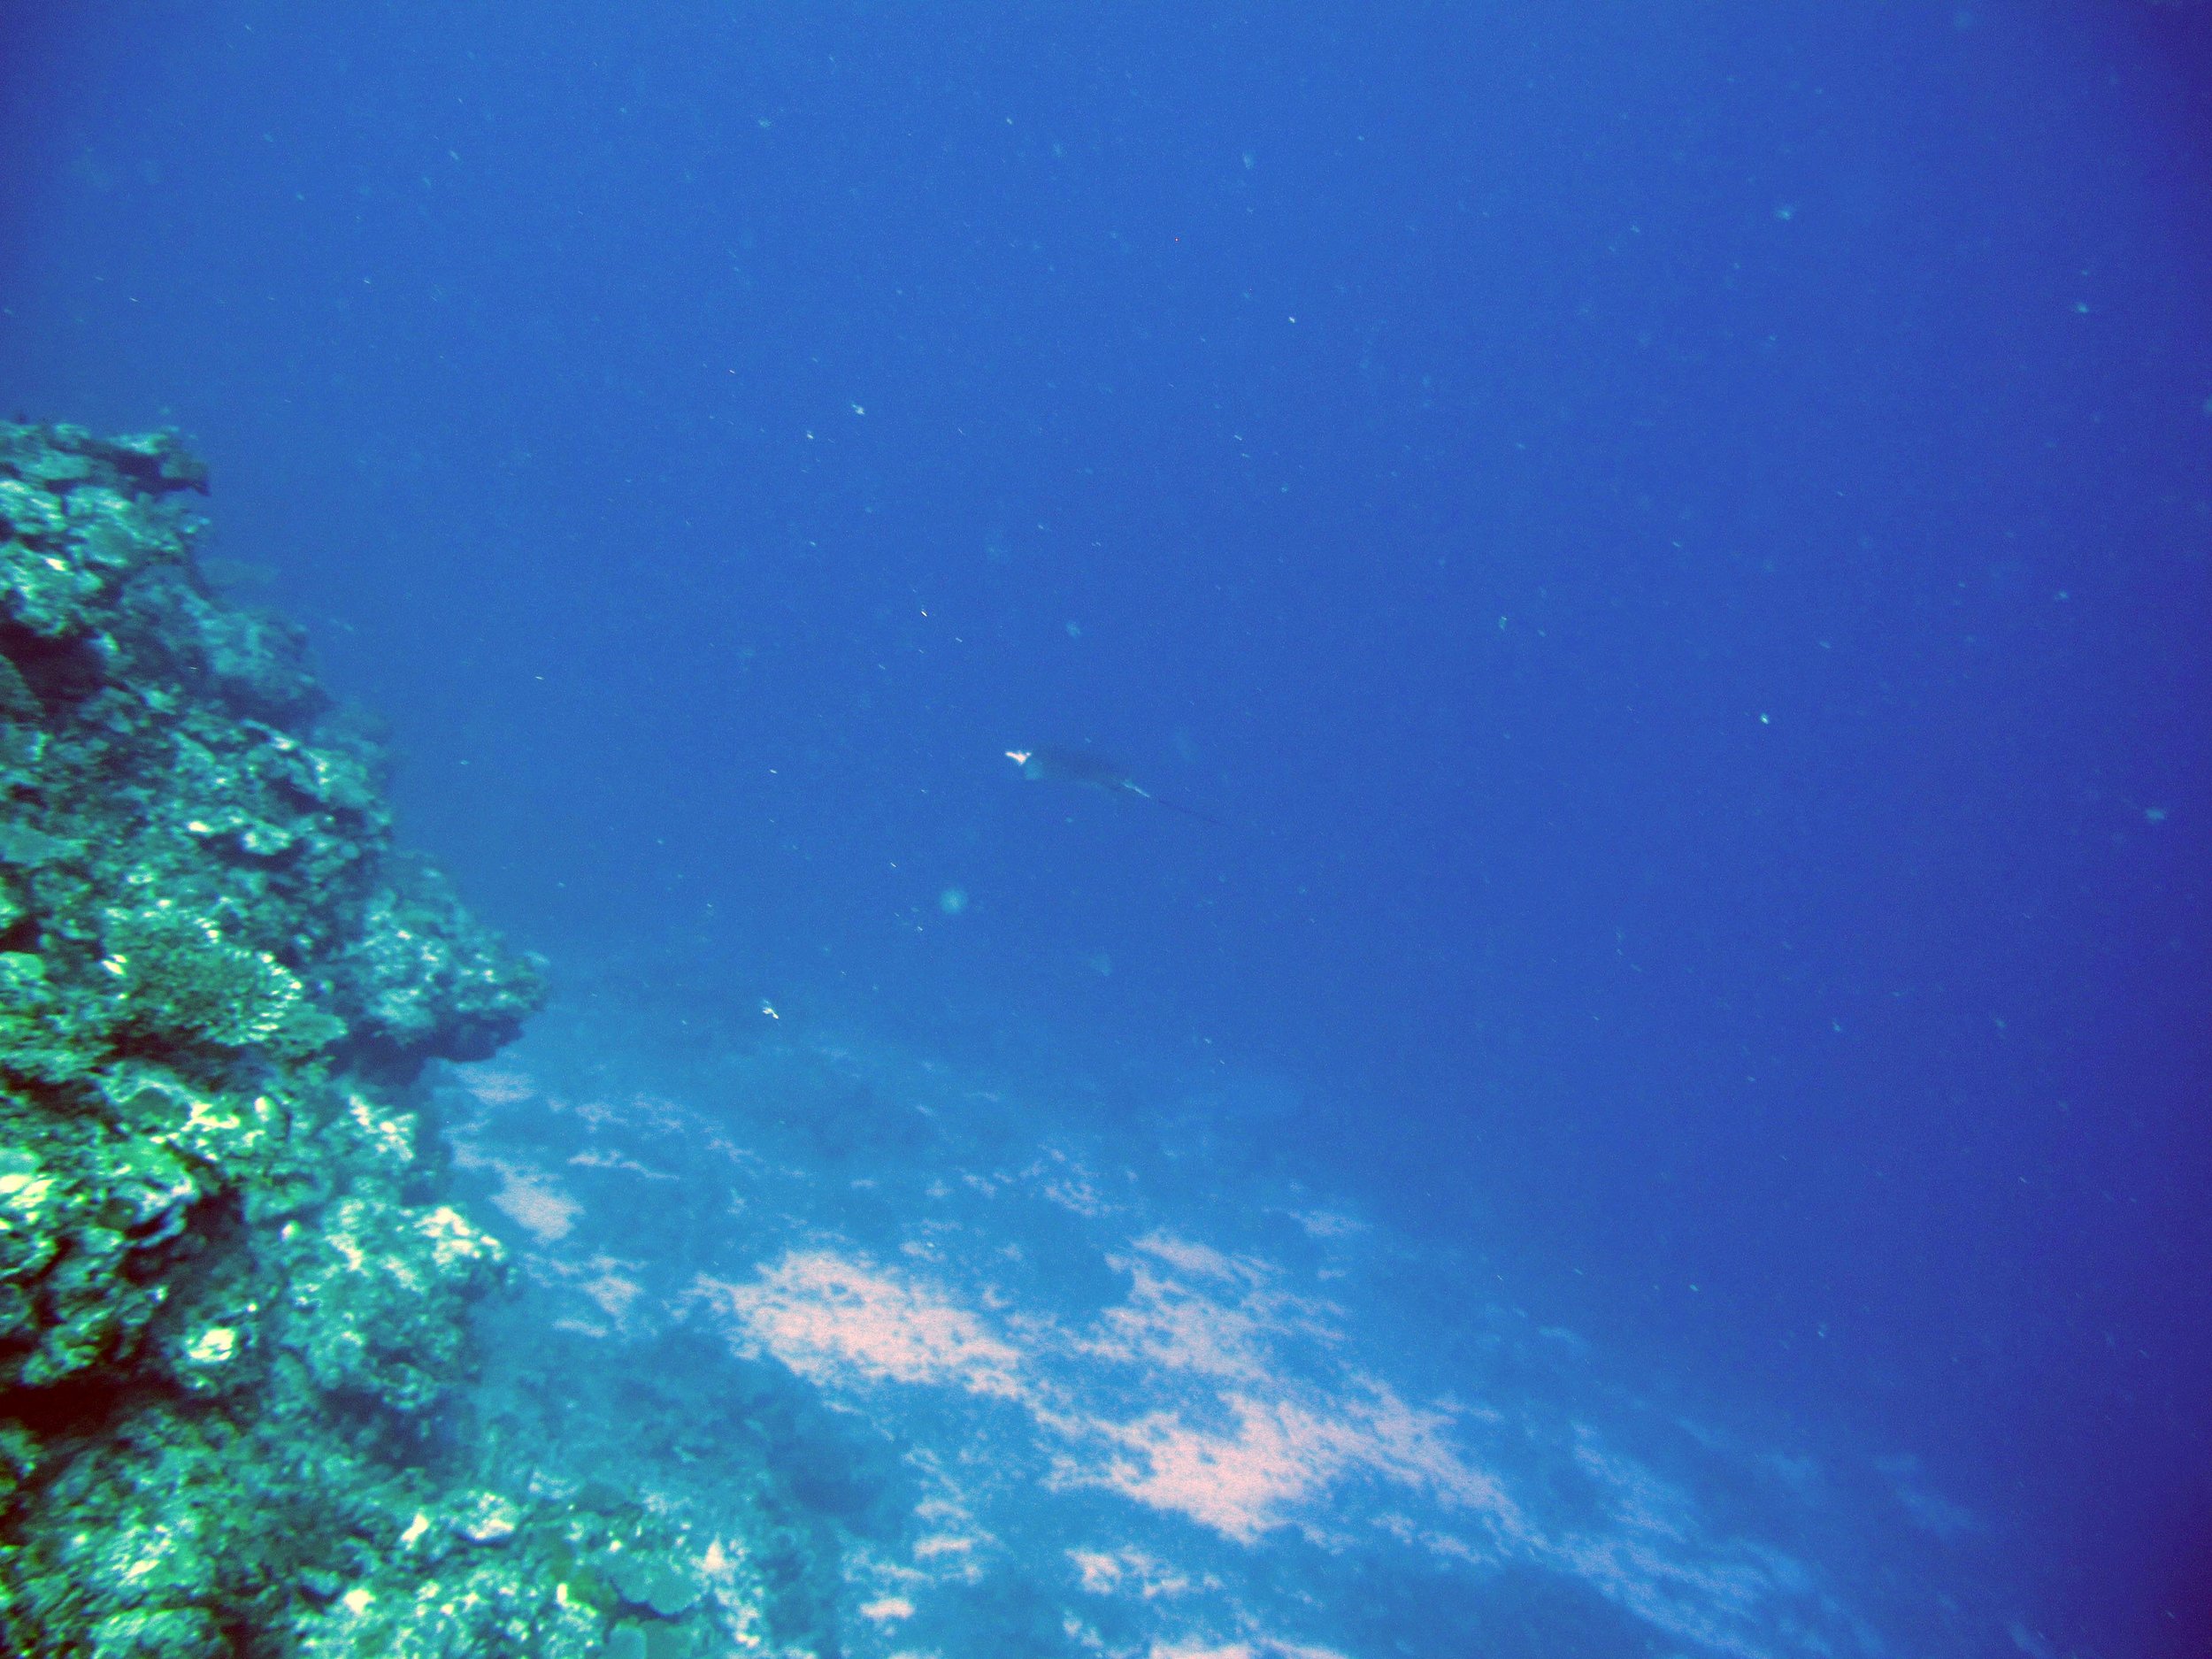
<box><xmin>0</xmin><ymin>423</ymin><xmax>768</xmax><ymax>1658</ymax></box>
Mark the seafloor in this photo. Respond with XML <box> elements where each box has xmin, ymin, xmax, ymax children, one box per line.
<box><xmin>447</xmin><ymin>960</ymin><xmax>2003</xmax><ymax>1659</ymax></box>
<box><xmin>0</xmin><ymin>424</ymin><xmax>2001</xmax><ymax>1658</ymax></box>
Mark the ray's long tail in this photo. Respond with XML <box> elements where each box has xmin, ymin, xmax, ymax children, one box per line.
<box><xmin>1124</xmin><ymin>785</ymin><xmax>1228</xmax><ymax>829</ymax></box>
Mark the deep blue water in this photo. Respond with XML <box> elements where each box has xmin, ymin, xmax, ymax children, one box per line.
<box><xmin>5</xmin><ymin>4</ymin><xmax>2210</xmax><ymax>1653</ymax></box>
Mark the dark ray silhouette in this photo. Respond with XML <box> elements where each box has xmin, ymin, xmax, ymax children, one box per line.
<box><xmin>1005</xmin><ymin>747</ymin><xmax>1226</xmax><ymax>827</ymax></box>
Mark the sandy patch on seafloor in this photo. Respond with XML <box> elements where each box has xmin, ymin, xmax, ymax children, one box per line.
<box><xmin>447</xmin><ymin>1140</ymin><xmax>584</xmax><ymax>1244</ymax></box>
<box><xmin>693</xmin><ymin>1250</ymin><xmax>1029</xmax><ymax>1399</ymax></box>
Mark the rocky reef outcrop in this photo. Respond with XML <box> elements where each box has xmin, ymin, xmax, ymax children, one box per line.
<box><xmin>0</xmin><ymin>424</ymin><xmax>765</xmax><ymax>1657</ymax></box>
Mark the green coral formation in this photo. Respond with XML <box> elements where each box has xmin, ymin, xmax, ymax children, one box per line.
<box><xmin>0</xmin><ymin>422</ymin><xmax>770</xmax><ymax>1655</ymax></box>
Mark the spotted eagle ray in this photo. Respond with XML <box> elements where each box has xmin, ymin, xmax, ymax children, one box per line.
<box><xmin>1005</xmin><ymin>747</ymin><xmax>1225</xmax><ymax>827</ymax></box>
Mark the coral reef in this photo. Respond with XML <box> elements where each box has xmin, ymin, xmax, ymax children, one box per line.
<box><xmin>0</xmin><ymin>423</ymin><xmax>770</xmax><ymax>1656</ymax></box>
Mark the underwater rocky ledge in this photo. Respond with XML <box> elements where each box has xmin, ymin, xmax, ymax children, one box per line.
<box><xmin>0</xmin><ymin>422</ymin><xmax>806</xmax><ymax>1658</ymax></box>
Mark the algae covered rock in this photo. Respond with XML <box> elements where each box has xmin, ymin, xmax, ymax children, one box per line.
<box><xmin>608</xmin><ymin>1549</ymin><xmax>706</xmax><ymax>1618</ymax></box>
<box><xmin>279</xmin><ymin>1195</ymin><xmax>506</xmax><ymax>1414</ymax></box>
<box><xmin>0</xmin><ymin>426</ymin><xmax>198</xmax><ymax>649</ymax></box>
<box><xmin>336</xmin><ymin>864</ymin><xmax>544</xmax><ymax>1071</ymax></box>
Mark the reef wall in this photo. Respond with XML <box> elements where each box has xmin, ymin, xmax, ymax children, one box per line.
<box><xmin>0</xmin><ymin>424</ymin><xmax>769</xmax><ymax>1657</ymax></box>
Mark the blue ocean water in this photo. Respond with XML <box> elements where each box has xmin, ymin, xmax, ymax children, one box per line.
<box><xmin>4</xmin><ymin>3</ymin><xmax>2209</xmax><ymax>1654</ymax></box>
